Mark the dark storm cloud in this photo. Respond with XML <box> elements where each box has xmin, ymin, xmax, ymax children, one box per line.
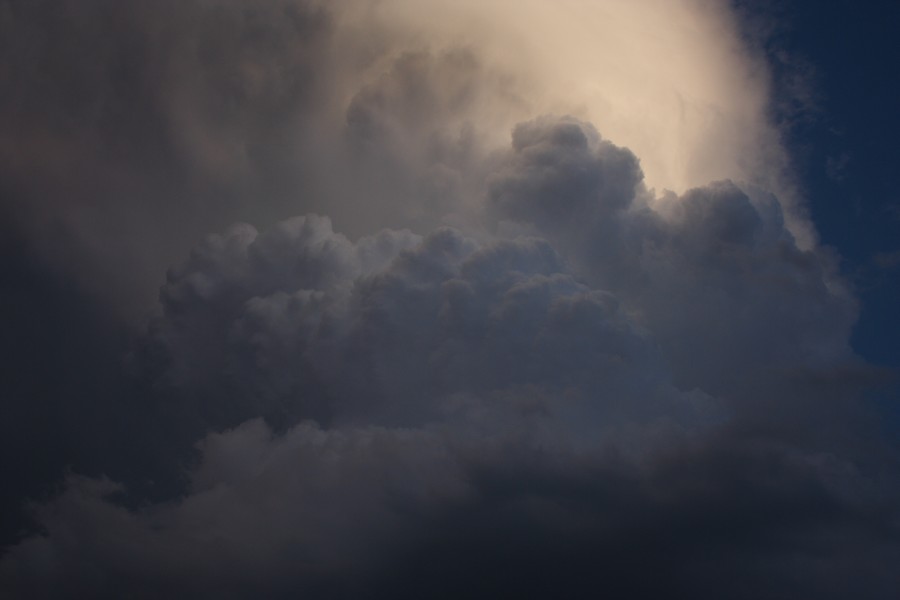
<box><xmin>134</xmin><ymin>212</ymin><xmax>675</xmax><ymax>433</ymax></box>
<box><xmin>0</xmin><ymin>0</ymin><xmax>344</xmax><ymax>550</ymax></box>
<box><xmin>0</xmin><ymin>0</ymin><xmax>521</xmax><ymax>552</ymax></box>
<box><xmin>489</xmin><ymin>118</ymin><xmax>856</xmax><ymax>396</ymax></box>
<box><xmin>3</xmin><ymin>116</ymin><xmax>898</xmax><ymax>598</ymax></box>
<box><xmin>2</xmin><ymin>417</ymin><xmax>897</xmax><ymax>598</ymax></box>
<box><xmin>1</xmin><ymin>1</ymin><xmax>898</xmax><ymax>598</ymax></box>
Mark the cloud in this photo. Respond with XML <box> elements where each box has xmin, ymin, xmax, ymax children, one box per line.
<box><xmin>137</xmin><ymin>208</ymin><xmax>679</xmax><ymax>432</ymax></box>
<box><xmin>0</xmin><ymin>0</ymin><xmax>807</xmax><ymax>318</ymax></box>
<box><xmin>1</xmin><ymin>1</ymin><xmax>897</xmax><ymax>598</ymax></box>
<box><xmin>3</xmin><ymin>115</ymin><xmax>897</xmax><ymax>598</ymax></box>
<box><xmin>489</xmin><ymin>118</ymin><xmax>855</xmax><ymax>397</ymax></box>
<box><xmin>3</xmin><ymin>419</ymin><xmax>897</xmax><ymax>598</ymax></box>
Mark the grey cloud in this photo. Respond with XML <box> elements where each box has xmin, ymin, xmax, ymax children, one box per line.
<box><xmin>140</xmin><ymin>214</ymin><xmax>683</xmax><ymax>432</ymax></box>
<box><xmin>0</xmin><ymin>0</ymin><xmax>336</xmax><ymax>317</ymax></box>
<box><xmin>0</xmin><ymin>1</ymin><xmax>896</xmax><ymax>594</ymax></box>
<box><xmin>4</xmin><ymin>116</ymin><xmax>897</xmax><ymax>598</ymax></box>
<box><xmin>490</xmin><ymin>118</ymin><xmax>856</xmax><ymax>398</ymax></box>
<box><xmin>0</xmin><ymin>421</ymin><xmax>469</xmax><ymax>599</ymax></box>
<box><xmin>2</xmin><ymin>414</ymin><xmax>897</xmax><ymax>599</ymax></box>
<box><xmin>490</xmin><ymin>117</ymin><xmax>644</xmax><ymax>227</ymax></box>
<box><xmin>0</xmin><ymin>0</ymin><xmax>526</xmax><ymax>319</ymax></box>
<box><xmin>140</xmin><ymin>214</ymin><xmax>420</xmax><ymax>428</ymax></box>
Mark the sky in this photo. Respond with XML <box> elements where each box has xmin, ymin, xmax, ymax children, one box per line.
<box><xmin>753</xmin><ymin>0</ymin><xmax>900</xmax><ymax>370</ymax></box>
<box><xmin>0</xmin><ymin>0</ymin><xmax>898</xmax><ymax>598</ymax></box>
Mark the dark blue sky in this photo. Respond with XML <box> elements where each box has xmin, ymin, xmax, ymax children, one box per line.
<box><xmin>760</xmin><ymin>0</ymin><xmax>900</xmax><ymax>369</ymax></box>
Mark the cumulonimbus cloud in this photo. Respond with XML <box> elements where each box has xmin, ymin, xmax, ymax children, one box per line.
<box><xmin>1</xmin><ymin>1</ymin><xmax>897</xmax><ymax>598</ymax></box>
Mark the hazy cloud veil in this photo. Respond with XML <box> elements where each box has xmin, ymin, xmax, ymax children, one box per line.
<box><xmin>0</xmin><ymin>1</ymin><xmax>897</xmax><ymax>598</ymax></box>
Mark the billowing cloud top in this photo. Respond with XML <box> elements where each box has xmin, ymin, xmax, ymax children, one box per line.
<box><xmin>0</xmin><ymin>1</ymin><xmax>897</xmax><ymax>599</ymax></box>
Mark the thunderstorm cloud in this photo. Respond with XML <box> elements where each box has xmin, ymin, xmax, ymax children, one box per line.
<box><xmin>0</xmin><ymin>1</ymin><xmax>897</xmax><ymax>598</ymax></box>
